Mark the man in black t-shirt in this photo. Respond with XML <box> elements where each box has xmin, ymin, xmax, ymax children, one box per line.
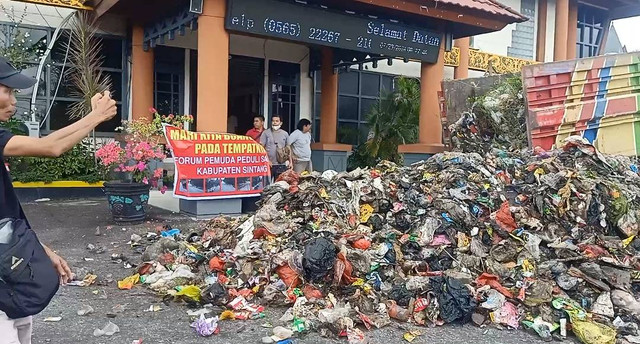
<box><xmin>0</xmin><ymin>57</ymin><xmax>116</xmax><ymax>343</ymax></box>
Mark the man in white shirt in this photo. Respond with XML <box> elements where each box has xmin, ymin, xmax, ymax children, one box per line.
<box><xmin>287</xmin><ymin>119</ymin><xmax>313</xmax><ymax>174</ymax></box>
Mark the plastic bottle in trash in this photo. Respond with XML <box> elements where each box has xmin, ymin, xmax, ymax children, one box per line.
<box><xmin>386</xmin><ymin>300</ymin><xmax>411</xmax><ymax>322</ymax></box>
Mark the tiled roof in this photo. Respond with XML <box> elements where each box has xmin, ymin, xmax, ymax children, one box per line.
<box><xmin>434</xmin><ymin>0</ymin><xmax>528</xmax><ymax>21</ymax></box>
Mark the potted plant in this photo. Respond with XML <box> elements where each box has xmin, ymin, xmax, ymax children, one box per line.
<box><xmin>149</xmin><ymin>108</ymin><xmax>194</xmax><ymax>133</ymax></box>
<box><xmin>96</xmin><ymin>119</ymin><xmax>167</xmax><ymax>224</ymax></box>
<box><xmin>115</xmin><ymin>109</ymin><xmax>193</xmax><ymax>144</ymax></box>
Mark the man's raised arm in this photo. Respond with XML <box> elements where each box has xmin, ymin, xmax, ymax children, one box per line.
<box><xmin>4</xmin><ymin>92</ymin><xmax>117</xmax><ymax>158</ymax></box>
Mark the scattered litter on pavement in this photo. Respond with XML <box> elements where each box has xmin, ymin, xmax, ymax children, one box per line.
<box><xmin>86</xmin><ymin>243</ymin><xmax>106</xmax><ymax>254</ymax></box>
<box><xmin>93</xmin><ymin>321</ymin><xmax>120</xmax><ymax>337</ymax></box>
<box><xmin>144</xmin><ymin>305</ymin><xmax>162</xmax><ymax>312</ymax></box>
<box><xmin>117</xmin><ymin>274</ymin><xmax>140</xmax><ymax>290</ymax></box>
<box><xmin>77</xmin><ymin>305</ymin><xmax>94</xmax><ymax>316</ymax></box>
<box><xmin>67</xmin><ymin>273</ymin><xmax>97</xmax><ymax>287</ymax></box>
<box><xmin>403</xmin><ymin>330</ymin><xmax>422</xmax><ymax>342</ymax></box>
<box><xmin>190</xmin><ymin>315</ymin><xmax>219</xmax><ymax>337</ymax></box>
<box><xmin>43</xmin><ymin>317</ymin><xmax>62</xmax><ymax>322</ymax></box>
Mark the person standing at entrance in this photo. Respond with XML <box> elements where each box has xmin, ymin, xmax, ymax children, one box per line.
<box><xmin>245</xmin><ymin>115</ymin><xmax>265</xmax><ymax>142</ymax></box>
<box><xmin>287</xmin><ymin>119</ymin><xmax>313</xmax><ymax>174</ymax></box>
<box><xmin>260</xmin><ymin>115</ymin><xmax>289</xmax><ymax>180</ymax></box>
<box><xmin>0</xmin><ymin>58</ymin><xmax>117</xmax><ymax>344</ymax></box>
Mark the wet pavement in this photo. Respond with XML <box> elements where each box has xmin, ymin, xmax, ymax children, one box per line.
<box><xmin>25</xmin><ymin>198</ymin><xmax>560</xmax><ymax>344</ymax></box>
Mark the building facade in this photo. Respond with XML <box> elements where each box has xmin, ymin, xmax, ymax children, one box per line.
<box><xmin>1</xmin><ymin>0</ymin><xmax>638</xmax><ymax>170</ymax></box>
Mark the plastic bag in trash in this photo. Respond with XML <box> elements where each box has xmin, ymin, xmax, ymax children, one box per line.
<box><xmin>303</xmin><ymin>237</ymin><xmax>337</xmax><ymax>281</ymax></box>
<box><xmin>389</xmin><ymin>284</ymin><xmax>414</xmax><ymax>308</ymax></box>
<box><xmin>571</xmin><ymin>319</ymin><xmax>616</xmax><ymax>344</ymax></box>
<box><xmin>490</xmin><ymin>302</ymin><xmax>519</xmax><ymax>329</ymax></box>
<box><xmin>480</xmin><ymin>289</ymin><xmax>506</xmax><ymax>310</ymax></box>
<box><xmin>431</xmin><ymin>276</ymin><xmax>476</xmax><ymax>323</ymax></box>
<box><xmin>276</xmin><ymin>264</ymin><xmax>301</xmax><ymax>288</ymax></box>
<box><xmin>591</xmin><ymin>292</ymin><xmax>615</xmax><ymax>318</ymax></box>
<box><xmin>522</xmin><ymin>316</ymin><xmax>559</xmax><ymax>340</ymax></box>
<box><xmin>611</xmin><ymin>289</ymin><xmax>640</xmax><ymax>317</ymax></box>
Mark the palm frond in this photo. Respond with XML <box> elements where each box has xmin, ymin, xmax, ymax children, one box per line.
<box><xmin>348</xmin><ymin>76</ymin><xmax>421</xmax><ymax>169</ymax></box>
<box><xmin>65</xmin><ymin>11</ymin><xmax>112</xmax><ymax>120</ymax></box>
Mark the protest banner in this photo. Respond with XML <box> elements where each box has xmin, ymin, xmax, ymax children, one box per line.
<box><xmin>163</xmin><ymin>124</ymin><xmax>270</xmax><ymax>199</ymax></box>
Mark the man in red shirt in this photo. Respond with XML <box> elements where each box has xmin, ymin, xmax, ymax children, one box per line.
<box><xmin>245</xmin><ymin>115</ymin><xmax>265</xmax><ymax>142</ymax></box>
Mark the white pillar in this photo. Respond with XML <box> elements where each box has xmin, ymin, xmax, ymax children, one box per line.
<box><xmin>299</xmin><ymin>48</ymin><xmax>313</xmax><ymax>120</ymax></box>
<box><xmin>263</xmin><ymin>55</ymin><xmax>270</xmax><ymax>120</ymax></box>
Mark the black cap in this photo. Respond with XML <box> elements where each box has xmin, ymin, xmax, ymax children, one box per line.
<box><xmin>0</xmin><ymin>58</ymin><xmax>36</xmax><ymax>89</ymax></box>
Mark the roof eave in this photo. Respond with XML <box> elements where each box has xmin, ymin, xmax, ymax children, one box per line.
<box><xmin>609</xmin><ymin>4</ymin><xmax>640</xmax><ymax>20</ymax></box>
<box><xmin>88</xmin><ymin>0</ymin><xmax>120</xmax><ymax>18</ymax></box>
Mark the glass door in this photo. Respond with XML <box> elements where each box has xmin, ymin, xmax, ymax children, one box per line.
<box><xmin>269</xmin><ymin>61</ymin><xmax>300</xmax><ymax>134</ymax></box>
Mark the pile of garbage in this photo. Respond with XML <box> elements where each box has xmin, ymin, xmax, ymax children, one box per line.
<box><xmin>123</xmin><ymin>136</ymin><xmax>640</xmax><ymax>344</ymax></box>
<box><xmin>450</xmin><ymin>76</ymin><xmax>527</xmax><ymax>153</ymax></box>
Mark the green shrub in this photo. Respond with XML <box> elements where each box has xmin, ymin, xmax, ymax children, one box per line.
<box><xmin>0</xmin><ymin>117</ymin><xmax>28</xmax><ymax>135</ymax></box>
<box><xmin>7</xmin><ymin>140</ymin><xmax>107</xmax><ymax>183</ymax></box>
<box><xmin>347</xmin><ymin>77</ymin><xmax>420</xmax><ymax>170</ymax></box>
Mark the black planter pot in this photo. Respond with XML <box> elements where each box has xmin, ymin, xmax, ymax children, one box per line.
<box><xmin>103</xmin><ymin>182</ymin><xmax>151</xmax><ymax>224</ymax></box>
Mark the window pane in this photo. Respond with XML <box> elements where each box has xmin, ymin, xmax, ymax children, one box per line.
<box><xmin>51</xmin><ymin>67</ymin><xmax>118</xmax><ymax>99</ymax></box>
<box><xmin>361</xmin><ymin>73</ymin><xmax>380</xmax><ymax>97</ymax></box>
<box><xmin>156</xmin><ymin>93</ymin><xmax>173</xmax><ymax>115</ymax></box>
<box><xmin>339</xmin><ymin>72</ymin><xmax>358</xmax><ymax>95</ymax></box>
<box><xmin>15</xmin><ymin>64</ymin><xmax>45</xmax><ymax>98</ymax></box>
<box><xmin>314</xmin><ymin>71</ymin><xmax>321</xmax><ymax>90</ymax></box>
<box><xmin>576</xmin><ymin>25</ymin><xmax>582</xmax><ymax>44</ymax></box>
<box><xmin>0</xmin><ymin>25</ymin><xmax>48</xmax><ymax>65</ymax></box>
<box><xmin>361</xmin><ymin>98</ymin><xmax>377</xmax><ymax>121</ymax></box>
<box><xmin>156</xmin><ymin>80</ymin><xmax>173</xmax><ymax>93</ymax></box>
<box><xmin>583</xmin><ymin>26</ymin><xmax>592</xmax><ymax>43</ymax></box>
<box><xmin>337</xmin><ymin>121</ymin><xmax>358</xmax><ymax>145</ymax></box>
<box><xmin>314</xmin><ymin>119</ymin><xmax>321</xmax><ymax>142</ymax></box>
<box><xmin>53</xmin><ymin>35</ymin><xmax>123</xmax><ymax>68</ymax></box>
<box><xmin>381</xmin><ymin>76</ymin><xmax>394</xmax><ymax>93</ymax></box>
<box><xmin>156</xmin><ymin>73</ymin><xmax>171</xmax><ymax>82</ymax></box>
<box><xmin>314</xmin><ymin>93</ymin><xmax>321</xmax><ymax>119</ymax></box>
<box><xmin>51</xmin><ymin>32</ymin><xmax>70</xmax><ymax>64</ymax></box>
<box><xmin>104</xmin><ymin>71</ymin><xmax>122</xmax><ymax>100</ymax></box>
<box><xmin>49</xmin><ymin>100</ymin><xmax>78</xmax><ymax>130</ymax></box>
<box><xmin>359</xmin><ymin>123</ymin><xmax>370</xmax><ymax>144</ymax></box>
<box><xmin>15</xmin><ymin>98</ymin><xmax>46</xmax><ymax>123</ymax></box>
<box><xmin>582</xmin><ymin>45</ymin><xmax>591</xmax><ymax>58</ymax></box>
<box><xmin>96</xmin><ymin>104</ymin><xmax>122</xmax><ymax>132</ymax></box>
<box><xmin>172</xmin><ymin>94</ymin><xmax>180</xmax><ymax>115</ymax></box>
<box><xmin>50</xmin><ymin>65</ymin><xmax>75</xmax><ymax>98</ymax></box>
<box><xmin>100</xmin><ymin>38</ymin><xmax>123</xmax><ymax>69</ymax></box>
<box><xmin>338</xmin><ymin>96</ymin><xmax>358</xmax><ymax>120</ymax></box>
<box><xmin>594</xmin><ymin>28</ymin><xmax>602</xmax><ymax>46</ymax></box>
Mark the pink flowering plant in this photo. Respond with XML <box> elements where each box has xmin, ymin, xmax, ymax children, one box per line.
<box><xmin>96</xmin><ymin>119</ymin><xmax>168</xmax><ymax>192</ymax></box>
